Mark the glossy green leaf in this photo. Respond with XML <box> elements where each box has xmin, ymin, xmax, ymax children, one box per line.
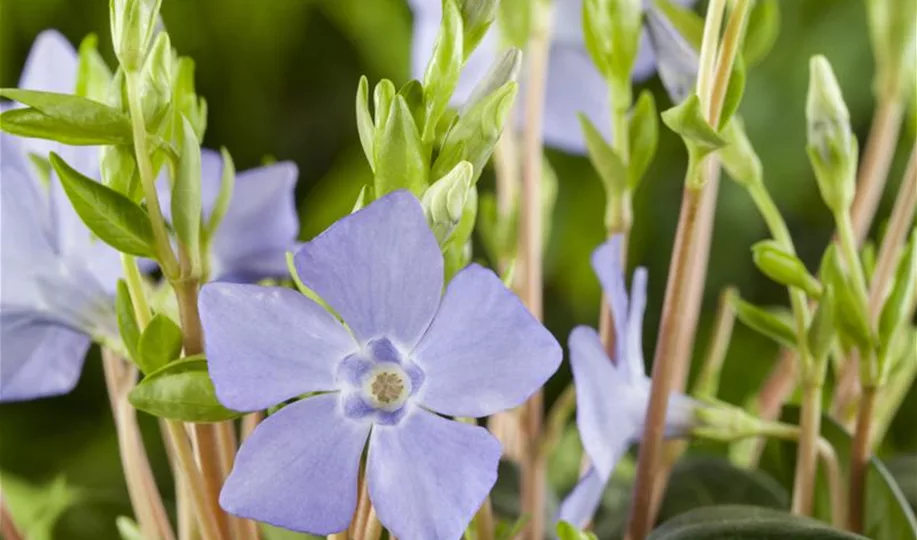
<box><xmin>129</xmin><ymin>355</ymin><xmax>241</xmax><ymax>422</ymax></box>
<box><xmin>50</xmin><ymin>152</ymin><xmax>155</xmax><ymax>258</ymax></box>
<box><xmin>628</xmin><ymin>90</ymin><xmax>659</xmax><ymax>189</ymax></box>
<box><xmin>732</xmin><ymin>296</ymin><xmax>798</xmax><ymax>350</ymax></box>
<box><xmin>656</xmin><ymin>457</ymin><xmax>788</xmax><ymax>523</ymax></box>
<box><xmin>0</xmin><ymin>88</ymin><xmax>132</xmax><ymax>145</ymax></box>
<box><xmin>743</xmin><ymin>0</ymin><xmax>781</xmax><ymax>66</ymax></box>
<box><xmin>661</xmin><ymin>94</ymin><xmax>726</xmax><ymax>157</ymax></box>
<box><xmin>173</xmin><ymin>116</ymin><xmax>203</xmax><ymax>272</ymax></box>
<box><xmin>137</xmin><ymin>314</ymin><xmax>183</xmax><ymax>375</ymax></box>
<box><xmin>649</xmin><ymin>505</ymin><xmax>867</xmax><ymax>539</ymax></box>
<box><xmin>115</xmin><ymin>280</ymin><xmax>141</xmax><ymax>364</ymax></box>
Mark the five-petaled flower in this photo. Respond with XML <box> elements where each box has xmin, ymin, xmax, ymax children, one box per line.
<box><xmin>0</xmin><ymin>31</ymin><xmax>300</xmax><ymax>401</ymax></box>
<box><xmin>557</xmin><ymin>236</ymin><xmax>698</xmax><ymax>528</ymax></box>
<box><xmin>199</xmin><ymin>190</ymin><xmax>562</xmax><ymax>539</ymax></box>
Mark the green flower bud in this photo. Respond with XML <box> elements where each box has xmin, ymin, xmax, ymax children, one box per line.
<box><xmin>423</xmin><ymin>161</ymin><xmax>474</xmax><ymax>244</ymax></box>
<box><xmin>459</xmin><ymin>0</ymin><xmax>499</xmax><ymax>58</ymax></box>
<box><xmin>732</xmin><ymin>296</ymin><xmax>799</xmax><ymax>350</ymax></box>
<box><xmin>110</xmin><ymin>0</ymin><xmax>163</xmax><ymax>72</ymax></box>
<box><xmin>807</xmin><ymin>285</ymin><xmax>836</xmax><ymax>362</ymax></box>
<box><xmin>806</xmin><ymin>55</ymin><xmax>857</xmax><ymax>213</ymax></box>
<box><xmin>752</xmin><ymin>240</ymin><xmax>823</xmax><ymax>299</ymax></box>
<box><xmin>102</xmin><ymin>144</ymin><xmax>141</xmax><ymax>201</ymax></box>
<box><xmin>820</xmin><ymin>244</ymin><xmax>874</xmax><ymax>354</ymax></box>
<box><xmin>878</xmin><ymin>230</ymin><xmax>917</xmax><ymax>363</ymax></box>
<box><xmin>583</xmin><ymin>0</ymin><xmax>643</xmax><ymax>84</ymax></box>
<box><xmin>140</xmin><ymin>31</ymin><xmax>173</xmax><ymax>136</ymax></box>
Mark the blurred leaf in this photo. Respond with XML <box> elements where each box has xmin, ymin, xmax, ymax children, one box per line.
<box><xmin>499</xmin><ymin>0</ymin><xmax>532</xmax><ymax>48</ymax></box>
<box><xmin>651</xmin><ymin>0</ymin><xmax>704</xmax><ymax>48</ymax></box>
<box><xmin>261</xmin><ymin>523</ymin><xmax>322</xmax><ymax>540</ymax></box>
<box><xmin>579</xmin><ymin>112</ymin><xmax>627</xmax><ymax>200</ymax></box>
<box><xmin>628</xmin><ymin>90</ymin><xmax>659</xmax><ymax>189</ymax></box>
<box><xmin>557</xmin><ymin>521</ymin><xmax>598</xmax><ymax>540</ymax></box>
<box><xmin>50</xmin><ymin>152</ymin><xmax>156</xmax><ymax>258</ymax></box>
<box><xmin>355</xmin><ymin>76</ymin><xmax>374</xmax><ymax>170</ymax></box>
<box><xmin>421</xmin><ymin>0</ymin><xmax>463</xmax><ymax>142</ymax></box>
<box><xmin>137</xmin><ymin>314</ymin><xmax>183</xmax><ymax>375</ymax></box>
<box><xmin>732</xmin><ymin>296</ymin><xmax>798</xmax><ymax>350</ymax></box>
<box><xmin>205</xmin><ymin>147</ymin><xmax>236</xmax><ymax>243</ymax></box>
<box><xmin>887</xmin><ymin>455</ymin><xmax>917</xmax><ymax>512</ymax></box>
<box><xmin>115</xmin><ymin>280</ymin><xmax>141</xmax><ymax>364</ymax></box>
<box><xmin>173</xmin><ymin>116</ymin><xmax>203</xmax><ymax>272</ymax></box>
<box><xmin>318</xmin><ymin>0</ymin><xmax>410</xmax><ymax>80</ymax></box>
<box><xmin>661</xmin><ymin>94</ymin><xmax>726</xmax><ymax>157</ymax></box>
<box><xmin>648</xmin><ymin>505</ymin><xmax>867</xmax><ymax>539</ymax></box>
<box><xmin>1</xmin><ymin>474</ymin><xmax>83</xmax><ymax>540</ymax></box>
<box><xmin>719</xmin><ymin>56</ymin><xmax>746</xmax><ymax>130</ymax></box>
<box><xmin>129</xmin><ymin>355</ymin><xmax>241</xmax><ymax>422</ymax></box>
<box><xmin>115</xmin><ymin>517</ymin><xmax>142</xmax><ymax>540</ymax></box>
<box><xmin>496</xmin><ymin>515</ymin><xmax>529</xmax><ymax>540</ymax></box>
<box><xmin>656</xmin><ymin>457</ymin><xmax>789</xmax><ymax>522</ymax></box>
<box><xmin>743</xmin><ymin>0</ymin><xmax>781</xmax><ymax>66</ymax></box>
<box><xmin>0</xmin><ymin>88</ymin><xmax>131</xmax><ymax>145</ymax></box>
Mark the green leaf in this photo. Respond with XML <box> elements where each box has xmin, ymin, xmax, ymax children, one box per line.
<box><xmin>752</xmin><ymin>240</ymin><xmax>823</xmax><ymax>298</ymax></box>
<box><xmin>732</xmin><ymin>296</ymin><xmax>798</xmax><ymax>350</ymax></box>
<box><xmin>887</xmin><ymin>455</ymin><xmax>917</xmax><ymax>512</ymax></box>
<box><xmin>628</xmin><ymin>90</ymin><xmax>659</xmax><ymax>189</ymax></box>
<box><xmin>656</xmin><ymin>457</ymin><xmax>788</xmax><ymax>523</ymax></box>
<box><xmin>115</xmin><ymin>280</ymin><xmax>141</xmax><ymax>364</ymax></box>
<box><xmin>651</xmin><ymin>0</ymin><xmax>704</xmax><ymax>49</ymax></box>
<box><xmin>719</xmin><ymin>55</ymin><xmax>746</xmax><ymax>130</ymax></box>
<box><xmin>173</xmin><ymin>116</ymin><xmax>203</xmax><ymax>272</ymax></box>
<box><xmin>579</xmin><ymin>113</ymin><xmax>628</xmax><ymax>200</ymax></box>
<box><xmin>137</xmin><ymin>314</ymin><xmax>183</xmax><ymax>375</ymax></box>
<box><xmin>355</xmin><ymin>76</ymin><xmax>375</xmax><ymax>170</ymax></box>
<box><xmin>75</xmin><ymin>34</ymin><xmax>113</xmax><ymax>103</ymax></box>
<box><xmin>116</xmin><ymin>517</ymin><xmax>143</xmax><ymax>540</ymax></box>
<box><xmin>743</xmin><ymin>0</ymin><xmax>781</xmax><ymax>66</ymax></box>
<box><xmin>557</xmin><ymin>521</ymin><xmax>598</xmax><ymax>540</ymax></box>
<box><xmin>649</xmin><ymin>505</ymin><xmax>868</xmax><ymax>539</ymax></box>
<box><xmin>101</xmin><ymin>144</ymin><xmax>141</xmax><ymax>200</ymax></box>
<box><xmin>495</xmin><ymin>515</ymin><xmax>529</xmax><ymax>540</ymax></box>
<box><xmin>422</xmin><ymin>0</ymin><xmax>463</xmax><ymax>143</ymax></box>
<box><xmin>719</xmin><ymin>116</ymin><xmax>763</xmax><ymax>187</ymax></box>
<box><xmin>878</xmin><ymin>233</ymin><xmax>917</xmax><ymax>361</ymax></box>
<box><xmin>129</xmin><ymin>355</ymin><xmax>241</xmax><ymax>422</ymax></box>
<box><xmin>49</xmin><ymin>152</ymin><xmax>155</xmax><ymax>258</ymax></box>
<box><xmin>0</xmin><ymin>88</ymin><xmax>132</xmax><ymax>145</ymax></box>
<box><xmin>1</xmin><ymin>474</ymin><xmax>83</xmax><ymax>540</ymax></box>
<box><xmin>398</xmin><ymin>79</ymin><xmax>425</xmax><ymax>129</ymax></box>
<box><xmin>373</xmin><ymin>95</ymin><xmax>429</xmax><ymax>197</ymax></box>
<box><xmin>499</xmin><ymin>0</ymin><xmax>532</xmax><ymax>48</ymax></box>
<box><xmin>205</xmin><ymin>147</ymin><xmax>236</xmax><ymax>243</ymax></box>
<box><xmin>661</xmin><ymin>94</ymin><xmax>726</xmax><ymax>156</ymax></box>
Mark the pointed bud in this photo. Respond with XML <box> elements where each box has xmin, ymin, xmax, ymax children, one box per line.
<box><xmin>140</xmin><ymin>31</ymin><xmax>173</xmax><ymax>136</ymax></box>
<box><xmin>878</xmin><ymin>230</ymin><xmax>917</xmax><ymax>364</ymax></box>
<box><xmin>732</xmin><ymin>296</ymin><xmax>798</xmax><ymax>350</ymax></box>
<box><xmin>820</xmin><ymin>244</ymin><xmax>874</xmax><ymax>354</ymax></box>
<box><xmin>752</xmin><ymin>240</ymin><xmax>823</xmax><ymax>299</ymax></box>
<box><xmin>807</xmin><ymin>285</ymin><xmax>836</xmax><ymax>362</ymax></box>
<box><xmin>423</xmin><ymin>161</ymin><xmax>474</xmax><ymax>244</ymax></box>
<box><xmin>459</xmin><ymin>0</ymin><xmax>498</xmax><ymax>58</ymax></box>
<box><xmin>75</xmin><ymin>34</ymin><xmax>113</xmax><ymax>103</ymax></box>
<box><xmin>806</xmin><ymin>55</ymin><xmax>857</xmax><ymax>213</ymax></box>
<box><xmin>110</xmin><ymin>0</ymin><xmax>163</xmax><ymax>71</ymax></box>
<box><xmin>583</xmin><ymin>0</ymin><xmax>643</xmax><ymax>85</ymax></box>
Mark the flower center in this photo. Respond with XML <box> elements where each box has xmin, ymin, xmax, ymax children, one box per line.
<box><xmin>363</xmin><ymin>365</ymin><xmax>411</xmax><ymax>411</ymax></box>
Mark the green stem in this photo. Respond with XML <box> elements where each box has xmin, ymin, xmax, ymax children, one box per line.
<box><xmin>121</xmin><ymin>254</ymin><xmax>152</xmax><ymax>325</ymax></box>
<box><xmin>849</xmin><ymin>386</ymin><xmax>878</xmax><ymax>532</ymax></box>
<box><xmin>125</xmin><ymin>69</ymin><xmax>179</xmax><ymax>279</ymax></box>
<box><xmin>692</xmin><ymin>287</ymin><xmax>738</xmax><ymax>400</ymax></box>
<box><xmin>791</xmin><ymin>381</ymin><xmax>824</xmax><ymax>516</ymax></box>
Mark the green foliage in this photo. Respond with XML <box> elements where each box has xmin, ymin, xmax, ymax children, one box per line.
<box><xmin>173</xmin><ymin>116</ymin><xmax>203</xmax><ymax>273</ymax></box>
<box><xmin>373</xmin><ymin>94</ymin><xmax>428</xmax><ymax>197</ymax></box>
<box><xmin>887</xmin><ymin>455</ymin><xmax>917</xmax><ymax>512</ymax></box>
<box><xmin>628</xmin><ymin>90</ymin><xmax>660</xmax><ymax>189</ymax></box>
<box><xmin>421</xmin><ymin>0</ymin><xmax>463</xmax><ymax>143</ymax></box>
<box><xmin>1</xmin><ymin>474</ymin><xmax>84</xmax><ymax>540</ymax></box>
<box><xmin>661</xmin><ymin>94</ymin><xmax>726</xmax><ymax>161</ymax></box>
<box><xmin>649</xmin><ymin>505</ymin><xmax>868</xmax><ymax>539</ymax></box>
<box><xmin>751</xmin><ymin>240</ymin><xmax>823</xmax><ymax>299</ymax></box>
<box><xmin>719</xmin><ymin>56</ymin><xmax>746</xmax><ymax>130</ymax></box>
<box><xmin>423</xmin><ymin>160</ymin><xmax>474</xmax><ymax>244</ymax></box>
<box><xmin>457</xmin><ymin>0</ymin><xmax>498</xmax><ymax>57</ymax></box>
<box><xmin>877</xmin><ymin>232</ymin><xmax>917</xmax><ymax>367</ymax></box>
<box><xmin>499</xmin><ymin>0</ymin><xmax>532</xmax><ymax>47</ymax></box>
<box><xmin>820</xmin><ymin>245</ymin><xmax>874</xmax><ymax>354</ymax></box>
<box><xmin>109</xmin><ymin>0</ymin><xmax>162</xmax><ymax>71</ymax></box>
<box><xmin>205</xmin><ymin>147</ymin><xmax>236</xmax><ymax>243</ymax></box>
<box><xmin>129</xmin><ymin>355</ymin><xmax>242</xmax><ymax>422</ymax></box>
<box><xmin>806</xmin><ymin>285</ymin><xmax>836</xmax><ymax>362</ymax></box>
<box><xmin>136</xmin><ymin>314</ymin><xmax>183</xmax><ymax>375</ymax></box>
<box><xmin>732</xmin><ymin>295</ymin><xmax>798</xmax><ymax>349</ymax></box>
<box><xmin>583</xmin><ymin>0</ymin><xmax>643</xmax><ymax>83</ymax></box>
<box><xmin>743</xmin><ymin>0</ymin><xmax>781</xmax><ymax>66</ymax></box>
<box><xmin>115</xmin><ymin>280</ymin><xmax>141</xmax><ymax>363</ymax></box>
<box><xmin>49</xmin><ymin>152</ymin><xmax>156</xmax><ymax>258</ymax></box>
<box><xmin>557</xmin><ymin>521</ymin><xmax>598</xmax><ymax>540</ymax></box>
<box><xmin>0</xmin><ymin>88</ymin><xmax>132</xmax><ymax>145</ymax></box>
<box><xmin>719</xmin><ymin>117</ymin><xmax>763</xmax><ymax>187</ymax></box>
<box><xmin>75</xmin><ymin>34</ymin><xmax>112</xmax><ymax>102</ymax></box>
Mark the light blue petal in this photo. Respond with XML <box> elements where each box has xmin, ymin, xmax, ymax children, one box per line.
<box><xmin>199</xmin><ymin>283</ymin><xmax>358</xmax><ymax>411</ymax></box>
<box><xmin>210</xmin><ymin>161</ymin><xmax>299</xmax><ymax>281</ymax></box>
<box><xmin>557</xmin><ymin>467</ymin><xmax>606</xmax><ymax>531</ymax></box>
<box><xmin>220</xmin><ymin>393</ymin><xmax>370</xmax><ymax>535</ymax></box>
<box><xmin>625</xmin><ymin>267</ymin><xmax>649</xmax><ymax>382</ymax></box>
<box><xmin>591</xmin><ymin>236</ymin><xmax>644</xmax><ymax>381</ymax></box>
<box><xmin>18</xmin><ymin>30</ymin><xmax>78</xmax><ymax>95</ymax></box>
<box><xmin>293</xmin><ymin>191</ymin><xmax>443</xmax><ymax>349</ymax></box>
<box><xmin>1</xmin><ymin>164</ymin><xmax>58</xmax><ymax>309</ymax></box>
<box><xmin>367</xmin><ymin>408</ymin><xmax>501</xmax><ymax>540</ymax></box>
<box><xmin>568</xmin><ymin>326</ymin><xmax>639</xmax><ymax>481</ymax></box>
<box><xmin>0</xmin><ymin>308</ymin><xmax>91</xmax><ymax>402</ymax></box>
<box><xmin>412</xmin><ymin>264</ymin><xmax>561</xmax><ymax>417</ymax></box>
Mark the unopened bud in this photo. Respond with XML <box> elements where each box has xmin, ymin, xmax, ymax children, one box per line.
<box><xmin>752</xmin><ymin>240</ymin><xmax>823</xmax><ymax>299</ymax></box>
<box><xmin>110</xmin><ymin>0</ymin><xmax>163</xmax><ymax>71</ymax></box>
<box><xmin>423</xmin><ymin>161</ymin><xmax>474</xmax><ymax>244</ymax></box>
<box><xmin>806</xmin><ymin>55</ymin><xmax>857</xmax><ymax>213</ymax></box>
<box><xmin>459</xmin><ymin>0</ymin><xmax>498</xmax><ymax>57</ymax></box>
<box><xmin>140</xmin><ymin>31</ymin><xmax>173</xmax><ymax>136</ymax></box>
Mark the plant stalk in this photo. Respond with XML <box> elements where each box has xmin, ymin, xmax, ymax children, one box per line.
<box><xmin>791</xmin><ymin>381</ymin><xmax>823</xmax><ymax>516</ymax></box>
<box><xmin>164</xmin><ymin>420</ymin><xmax>223</xmax><ymax>540</ymax></box>
<box><xmin>692</xmin><ymin>287</ymin><xmax>738</xmax><ymax>401</ymax></box>
<box><xmin>848</xmin><ymin>386</ymin><xmax>878</xmax><ymax>532</ymax></box>
<box><xmin>518</xmin><ymin>4</ymin><xmax>554</xmax><ymax>538</ymax></box>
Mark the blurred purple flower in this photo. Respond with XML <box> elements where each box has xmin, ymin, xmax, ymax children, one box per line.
<box><xmin>199</xmin><ymin>190</ymin><xmax>561</xmax><ymax>538</ymax></box>
<box><xmin>0</xmin><ymin>31</ymin><xmax>120</xmax><ymax>401</ymax></box>
<box><xmin>557</xmin><ymin>236</ymin><xmax>698</xmax><ymax>528</ymax></box>
<box><xmin>157</xmin><ymin>150</ymin><xmax>300</xmax><ymax>282</ymax></box>
<box><xmin>408</xmin><ymin>0</ymin><xmax>695</xmax><ymax>153</ymax></box>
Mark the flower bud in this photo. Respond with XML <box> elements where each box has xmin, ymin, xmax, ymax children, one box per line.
<box><xmin>423</xmin><ymin>161</ymin><xmax>474</xmax><ymax>244</ymax></box>
<box><xmin>752</xmin><ymin>240</ymin><xmax>823</xmax><ymax>299</ymax></box>
<box><xmin>806</xmin><ymin>55</ymin><xmax>857</xmax><ymax>214</ymax></box>
<box><xmin>878</xmin><ymin>231</ymin><xmax>917</xmax><ymax>363</ymax></box>
<box><xmin>583</xmin><ymin>0</ymin><xmax>642</xmax><ymax>84</ymax></box>
<box><xmin>140</xmin><ymin>31</ymin><xmax>173</xmax><ymax>136</ymax></box>
<box><xmin>459</xmin><ymin>0</ymin><xmax>498</xmax><ymax>58</ymax></box>
<box><xmin>110</xmin><ymin>0</ymin><xmax>163</xmax><ymax>71</ymax></box>
<box><xmin>807</xmin><ymin>285</ymin><xmax>836</xmax><ymax>362</ymax></box>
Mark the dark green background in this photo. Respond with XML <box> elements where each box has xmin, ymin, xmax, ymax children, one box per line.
<box><xmin>0</xmin><ymin>0</ymin><xmax>914</xmax><ymax>537</ymax></box>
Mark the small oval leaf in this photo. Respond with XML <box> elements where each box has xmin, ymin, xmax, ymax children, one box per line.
<box><xmin>129</xmin><ymin>355</ymin><xmax>241</xmax><ymax>423</ymax></box>
<box><xmin>137</xmin><ymin>314</ymin><xmax>183</xmax><ymax>375</ymax></box>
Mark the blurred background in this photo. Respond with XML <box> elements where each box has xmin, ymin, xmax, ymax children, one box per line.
<box><xmin>0</xmin><ymin>0</ymin><xmax>914</xmax><ymax>537</ymax></box>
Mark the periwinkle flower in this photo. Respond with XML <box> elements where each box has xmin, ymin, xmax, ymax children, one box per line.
<box><xmin>199</xmin><ymin>191</ymin><xmax>561</xmax><ymax>539</ymax></box>
<box><xmin>408</xmin><ymin>0</ymin><xmax>694</xmax><ymax>153</ymax></box>
<box><xmin>0</xmin><ymin>31</ymin><xmax>299</xmax><ymax>400</ymax></box>
<box><xmin>557</xmin><ymin>236</ymin><xmax>698</xmax><ymax>528</ymax></box>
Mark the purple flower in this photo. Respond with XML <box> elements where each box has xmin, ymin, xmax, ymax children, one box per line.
<box><xmin>557</xmin><ymin>236</ymin><xmax>698</xmax><ymax>528</ymax></box>
<box><xmin>407</xmin><ymin>0</ymin><xmax>695</xmax><ymax>154</ymax></box>
<box><xmin>199</xmin><ymin>190</ymin><xmax>562</xmax><ymax>538</ymax></box>
<box><xmin>157</xmin><ymin>150</ymin><xmax>299</xmax><ymax>282</ymax></box>
<box><xmin>0</xmin><ymin>32</ymin><xmax>121</xmax><ymax>401</ymax></box>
